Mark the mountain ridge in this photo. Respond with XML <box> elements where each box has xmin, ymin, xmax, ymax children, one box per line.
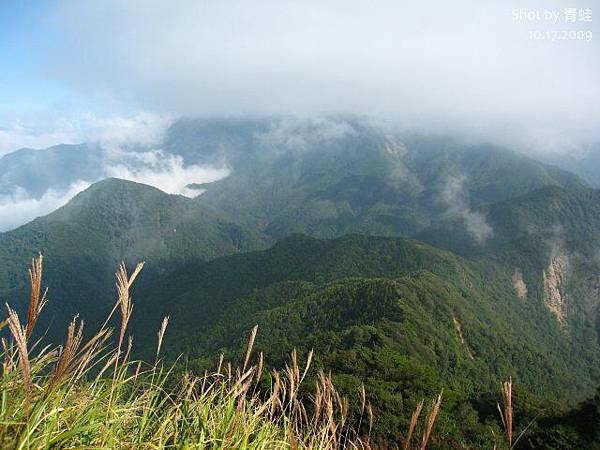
<box><xmin>1</xmin><ymin>120</ymin><xmax>599</xmax><ymax>445</ymax></box>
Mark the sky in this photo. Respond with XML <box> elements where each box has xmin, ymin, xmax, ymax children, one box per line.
<box><xmin>0</xmin><ymin>0</ymin><xmax>599</xmax><ymax>230</ymax></box>
<box><xmin>0</xmin><ymin>0</ymin><xmax>598</xmax><ymax>155</ymax></box>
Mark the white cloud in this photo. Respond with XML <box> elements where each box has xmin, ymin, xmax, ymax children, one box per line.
<box><xmin>0</xmin><ymin>181</ymin><xmax>91</xmax><ymax>231</ymax></box>
<box><xmin>256</xmin><ymin>117</ymin><xmax>356</xmax><ymax>150</ymax></box>
<box><xmin>0</xmin><ymin>112</ymin><xmax>172</xmax><ymax>157</ymax></box>
<box><xmin>440</xmin><ymin>174</ymin><xmax>493</xmax><ymax>244</ymax></box>
<box><xmin>27</xmin><ymin>0</ymin><xmax>598</xmax><ymax>147</ymax></box>
<box><xmin>0</xmin><ymin>124</ymin><xmax>75</xmax><ymax>157</ymax></box>
<box><xmin>0</xmin><ymin>125</ymin><xmax>232</xmax><ymax>230</ymax></box>
<box><xmin>0</xmin><ymin>148</ymin><xmax>230</xmax><ymax>231</ymax></box>
<box><xmin>104</xmin><ymin>150</ymin><xmax>230</xmax><ymax>197</ymax></box>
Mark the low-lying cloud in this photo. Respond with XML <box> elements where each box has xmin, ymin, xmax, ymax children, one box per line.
<box><xmin>105</xmin><ymin>151</ymin><xmax>230</xmax><ymax>197</ymax></box>
<box><xmin>256</xmin><ymin>117</ymin><xmax>356</xmax><ymax>151</ymax></box>
<box><xmin>0</xmin><ymin>112</ymin><xmax>172</xmax><ymax>157</ymax></box>
<box><xmin>0</xmin><ymin>147</ymin><xmax>229</xmax><ymax>232</ymax></box>
<box><xmin>0</xmin><ymin>181</ymin><xmax>91</xmax><ymax>231</ymax></box>
<box><xmin>440</xmin><ymin>174</ymin><xmax>493</xmax><ymax>244</ymax></box>
<box><xmin>0</xmin><ymin>111</ymin><xmax>234</xmax><ymax>231</ymax></box>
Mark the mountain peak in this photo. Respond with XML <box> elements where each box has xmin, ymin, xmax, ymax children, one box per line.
<box><xmin>74</xmin><ymin>177</ymin><xmax>179</xmax><ymax>203</ymax></box>
<box><xmin>37</xmin><ymin>177</ymin><xmax>188</xmax><ymax>229</ymax></box>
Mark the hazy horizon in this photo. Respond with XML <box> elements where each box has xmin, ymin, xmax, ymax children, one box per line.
<box><xmin>1</xmin><ymin>0</ymin><xmax>599</xmax><ymax>230</ymax></box>
<box><xmin>1</xmin><ymin>0</ymin><xmax>599</xmax><ymax>157</ymax></box>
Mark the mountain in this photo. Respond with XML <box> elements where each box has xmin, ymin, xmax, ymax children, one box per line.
<box><xmin>127</xmin><ymin>233</ymin><xmax>598</xmax><ymax>446</ymax></box>
<box><xmin>190</xmin><ymin>118</ymin><xmax>587</xmax><ymax>240</ymax></box>
<box><xmin>0</xmin><ymin>117</ymin><xmax>586</xmax><ymax>216</ymax></box>
<box><xmin>1</xmin><ymin>117</ymin><xmax>599</xmax><ymax>446</ymax></box>
<box><xmin>423</xmin><ymin>185</ymin><xmax>600</xmax><ymax>327</ymax></box>
<box><xmin>0</xmin><ymin>178</ymin><xmax>264</xmax><ymax>338</ymax></box>
<box><xmin>535</xmin><ymin>142</ymin><xmax>600</xmax><ymax>189</ymax></box>
<box><xmin>133</xmin><ymin>233</ymin><xmax>597</xmax><ymax>393</ymax></box>
<box><xmin>1</xmin><ymin>118</ymin><xmax>590</xmax><ymax>331</ymax></box>
<box><xmin>0</xmin><ymin>117</ymin><xmax>273</xmax><ymax>204</ymax></box>
<box><xmin>0</xmin><ymin>143</ymin><xmax>105</xmax><ymax>197</ymax></box>
<box><xmin>0</xmin><ymin>118</ymin><xmax>596</xmax><ymax>339</ymax></box>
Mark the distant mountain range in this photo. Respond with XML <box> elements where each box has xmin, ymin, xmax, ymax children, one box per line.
<box><xmin>1</xmin><ymin>116</ymin><xmax>599</xmax><ymax>447</ymax></box>
<box><xmin>536</xmin><ymin>142</ymin><xmax>600</xmax><ymax>189</ymax></box>
<box><xmin>0</xmin><ymin>117</ymin><xmax>588</xmax><ymax>205</ymax></box>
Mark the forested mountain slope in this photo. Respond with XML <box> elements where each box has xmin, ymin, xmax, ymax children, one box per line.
<box><xmin>1</xmin><ymin>118</ymin><xmax>591</xmax><ymax>343</ymax></box>
<box><xmin>129</xmin><ymin>233</ymin><xmax>599</xmax><ymax>447</ymax></box>
<box><xmin>1</xmin><ymin>118</ymin><xmax>599</xmax><ymax>447</ymax></box>
<box><xmin>189</xmin><ymin>118</ymin><xmax>587</xmax><ymax>239</ymax></box>
<box><xmin>0</xmin><ymin>178</ymin><xmax>264</xmax><ymax>337</ymax></box>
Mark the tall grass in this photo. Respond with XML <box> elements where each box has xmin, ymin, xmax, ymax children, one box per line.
<box><xmin>0</xmin><ymin>255</ymin><xmax>519</xmax><ymax>449</ymax></box>
<box><xmin>0</xmin><ymin>256</ymin><xmax>377</xmax><ymax>449</ymax></box>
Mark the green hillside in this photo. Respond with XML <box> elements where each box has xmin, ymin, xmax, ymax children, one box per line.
<box><xmin>0</xmin><ymin>178</ymin><xmax>265</xmax><ymax>338</ymax></box>
<box><xmin>125</xmin><ymin>233</ymin><xmax>598</xmax><ymax>447</ymax></box>
<box><xmin>1</xmin><ymin>121</ymin><xmax>590</xmax><ymax>337</ymax></box>
<box><xmin>1</xmin><ymin>120</ymin><xmax>599</xmax><ymax>447</ymax></box>
<box><xmin>191</xmin><ymin>120</ymin><xmax>587</xmax><ymax>239</ymax></box>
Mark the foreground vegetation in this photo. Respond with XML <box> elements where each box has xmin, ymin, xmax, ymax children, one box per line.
<box><xmin>0</xmin><ymin>256</ymin><xmax>597</xmax><ymax>449</ymax></box>
<box><xmin>0</xmin><ymin>256</ymin><xmax>444</xmax><ymax>449</ymax></box>
<box><xmin>3</xmin><ymin>126</ymin><xmax>600</xmax><ymax>448</ymax></box>
<box><xmin>129</xmin><ymin>234</ymin><xmax>598</xmax><ymax>447</ymax></box>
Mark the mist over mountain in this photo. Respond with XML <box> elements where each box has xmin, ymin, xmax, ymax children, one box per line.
<box><xmin>0</xmin><ymin>116</ymin><xmax>591</xmax><ymax>233</ymax></box>
<box><xmin>0</xmin><ymin>139</ymin><xmax>230</xmax><ymax>230</ymax></box>
<box><xmin>1</xmin><ymin>117</ymin><xmax>598</xmax><ymax>338</ymax></box>
<box><xmin>2</xmin><ymin>120</ymin><xmax>599</xmax><ymax>446</ymax></box>
<box><xmin>534</xmin><ymin>142</ymin><xmax>600</xmax><ymax>189</ymax></box>
<box><xmin>2</xmin><ymin>1</ymin><xmax>600</xmax><ymax>447</ymax></box>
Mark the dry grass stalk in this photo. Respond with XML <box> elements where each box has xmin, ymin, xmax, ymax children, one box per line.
<box><xmin>234</xmin><ymin>368</ymin><xmax>255</xmax><ymax>412</ymax></box>
<box><xmin>356</xmin><ymin>384</ymin><xmax>367</xmax><ymax>441</ymax></box>
<box><xmin>134</xmin><ymin>360</ymin><xmax>142</xmax><ymax>379</ymax></box>
<box><xmin>106</xmin><ymin>261</ymin><xmax>144</xmax><ymax>418</ymax></box>
<box><xmin>309</xmin><ymin>370</ymin><xmax>343</xmax><ymax>446</ymax></box>
<box><xmin>497</xmin><ymin>377</ymin><xmax>513</xmax><ymax>448</ymax></box>
<box><xmin>5</xmin><ymin>305</ymin><xmax>31</xmax><ymax>392</ymax></box>
<box><xmin>108</xmin><ymin>260</ymin><xmax>144</xmax><ymax>385</ymax></box>
<box><xmin>72</xmin><ymin>327</ymin><xmax>112</xmax><ymax>380</ymax></box>
<box><xmin>243</xmin><ymin>325</ymin><xmax>258</xmax><ymax>372</ymax></box>
<box><xmin>115</xmin><ymin>261</ymin><xmax>144</xmax><ymax>352</ymax></box>
<box><xmin>300</xmin><ymin>350</ymin><xmax>313</xmax><ymax>385</ymax></box>
<box><xmin>156</xmin><ymin>316</ymin><xmax>169</xmax><ymax>360</ymax></box>
<box><xmin>96</xmin><ymin>353</ymin><xmax>119</xmax><ymax>382</ymax></box>
<box><xmin>49</xmin><ymin>315</ymin><xmax>84</xmax><ymax>389</ymax></box>
<box><xmin>200</xmin><ymin>370</ymin><xmax>209</xmax><ymax>394</ymax></box>
<box><xmin>256</xmin><ymin>351</ymin><xmax>264</xmax><ymax>381</ymax></box>
<box><xmin>123</xmin><ymin>335</ymin><xmax>134</xmax><ymax>363</ymax></box>
<box><xmin>367</xmin><ymin>403</ymin><xmax>373</xmax><ymax>437</ymax></box>
<box><xmin>359</xmin><ymin>385</ymin><xmax>366</xmax><ymax>415</ymax></box>
<box><xmin>403</xmin><ymin>399</ymin><xmax>424</xmax><ymax>450</ymax></box>
<box><xmin>26</xmin><ymin>254</ymin><xmax>47</xmax><ymax>340</ymax></box>
<box><xmin>251</xmin><ymin>351</ymin><xmax>265</xmax><ymax>399</ymax></box>
<box><xmin>1</xmin><ymin>337</ymin><xmax>15</xmax><ymax>373</ymax></box>
<box><xmin>270</xmin><ymin>371</ymin><xmax>282</xmax><ymax>419</ymax></box>
<box><xmin>216</xmin><ymin>354</ymin><xmax>224</xmax><ymax>376</ymax></box>
<box><xmin>420</xmin><ymin>393</ymin><xmax>443</xmax><ymax>450</ymax></box>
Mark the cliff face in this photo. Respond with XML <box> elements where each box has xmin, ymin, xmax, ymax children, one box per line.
<box><xmin>542</xmin><ymin>242</ymin><xmax>600</xmax><ymax>337</ymax></box>
<box><xmin>512</xmin><ymin>269</ymin><xmax>528</xmax><ymax>300</ymax></box>
<box><xmin>543</xmin><ymin>242</ymin><xmax>571</xmax><ymax>327</ymax></box>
